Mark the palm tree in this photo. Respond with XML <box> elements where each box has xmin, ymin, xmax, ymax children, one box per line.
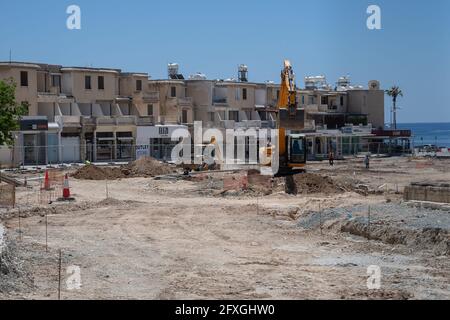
<box><xmin>385</xmin><ymin>86</ymin><xmax>403</xmax><ymax>129</ymax></box>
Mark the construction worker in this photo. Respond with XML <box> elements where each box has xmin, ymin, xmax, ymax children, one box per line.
<box><xmin>364</xmin><ymin>154</ymin><xmax>370</xmax><ymax>169</ymax></box>
<box><xmin>328</xmin><ymin>150</ymin><xmax>334</xmax><ymax>166</ymax></box>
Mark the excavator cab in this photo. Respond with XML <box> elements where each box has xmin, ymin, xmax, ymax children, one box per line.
<box><xmin>273</xmin><ymin>132</ymin><xmax>307</xmax><ymax>177</ymax></box>
<box><xmin>288</xmin><ymin>134</ymin><xmax>307</xmax><ymax>165</ymax></box>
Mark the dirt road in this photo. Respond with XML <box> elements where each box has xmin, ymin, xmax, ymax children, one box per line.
<box><xmin>1</xmin><ymin>157</ymin><xmax>449</xmax><ymax>300</ymax></box>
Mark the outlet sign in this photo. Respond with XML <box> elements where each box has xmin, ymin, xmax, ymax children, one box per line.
<box><xmin>159</xmin><ymin>127</ymin><xmax>169</xmax><ymax>136</ymax></box>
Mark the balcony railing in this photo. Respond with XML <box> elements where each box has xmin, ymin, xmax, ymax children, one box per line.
<box><xmin>178</xmin><ymin>97</ymin><xmax>193</xmax><ymax>106</ymax></box>
<box><xmin>116</xmin><ymin>116</ymin><xmax>137</xmax><ymax>125</ymax></box>
<box><xmin>137</xmin><ymin>116</ymin><xmax>155</xmax><ymax>126</ymax></box>
<box><xmin>318</xmin><ymin>104</ymin><xmax>329</xmax><ymax>112</ymax></box>
<box><xmin>55</xmin><ymin>115</ymin><xmax>81</xmax><ymax>127</ymax></box>
<box><xmin>143</xmin><ymin>92</ymin><xmax>159</xmax><ymax>102</ymax></box>
<box><xmin>96</xmin><ymin>116</ymin><xmax>137</xmax><ymax>126</ymax></box>
<box><xmin>216</xmin><ymin>120</ymin><xmax>264</xmax><ymax>130</ymax></box>
<box><xmin>81</xmin><ymin>117</ymin><xmax>96</xmax><ymax>125</ymax></box>
<box><xmin>96</xmin><ymin>117</ymin><xmax>117</xmax><ymax>125</ymax></box>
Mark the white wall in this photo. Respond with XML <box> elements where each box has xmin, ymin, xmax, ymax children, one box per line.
<box><xmin>0</xmin><ymin>146</ymin><xmax>13</xmax><ymax>167</ymax></box>
<box><xmin>255</xmin><ymin>89</ymin><xmax>267</xmax><ymax>106</ymax></box>
<box><xmin>62</xmin><ymin>73</ymin><xmax>73</xmax><ymax>95</ymax></box>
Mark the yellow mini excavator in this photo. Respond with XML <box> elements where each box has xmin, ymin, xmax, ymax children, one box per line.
<box><xmin>261</xmin><ymin>60</ymin><xmax>307</xmax><ymax>179</ymax></box>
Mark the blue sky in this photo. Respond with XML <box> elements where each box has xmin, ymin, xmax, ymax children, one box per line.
<box><xmin>1</xmin><ymin>0</ymin><xmax>449</xmax><ymax>123</ymax></box>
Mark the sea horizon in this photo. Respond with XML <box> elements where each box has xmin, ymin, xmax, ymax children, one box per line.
<box><xmin>395</xmin><ymin>122</ymin><xmax>450</xmax><ymax>148</ymax></box>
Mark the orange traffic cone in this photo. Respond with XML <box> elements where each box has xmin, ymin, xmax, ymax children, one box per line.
<box><xmin>43</xmin><ymin>170</ymin><xmax>51</xmax><ymax>190</ymax></box>
<box><xmin>59</xmin><ymin>174</ymin><xmax>74</xmax><ymax>202</ymax></box>
<box><xmin>63</xmin><ymin>174</ymin><xmax>70</xmax><ymax>198</ymax></box>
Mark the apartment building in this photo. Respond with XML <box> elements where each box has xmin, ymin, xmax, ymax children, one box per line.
<box><xmin>0</xmin><ymin>61</ymin><xmax>385</xmax><ymax>166</ymax></box>
<box><xmin>188</xmin><ymin>79</ymin><xmax>267</xmax><ymax>130</ymax></box>
<box><xmin>136</xmin><ymin>79</ymin><xmax>192</xmax><ymax>160</ymax></box>
<box><xmin>0</xmin><ymin>62</ymin><xmax>186</xmax><ymax>165</ymax></box>
<box><xmin>302</xmin><ymin>77</ymin><xmax>384</xmax><ymax>130</ymax></box>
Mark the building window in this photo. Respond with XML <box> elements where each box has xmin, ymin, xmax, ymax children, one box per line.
<box><xmin>98</xmin><ymin>76</ymin><xmax>105</xmax><ymax>90</ymax></box>
<box><xmin>302</xmin><ymin>96</ymin><xmax>305</xmax><ymax>104</ymax></box>
<box><xmin>171</xmin><ymin>86</ymin><xmax>176</xmax><ymax>98</ymax></box>
<box><xmin>85</xmin><ymin>76</ymin><xmax>92</xmax><ymax>90</ymax></box>
<box><xmin>235</xmin><ymin>88</ymin><xmax>241</xmax><ymax>101</ymax></box>
<box><xmin>340</xmin><ymin>96</ymin><xmax>344</xmax><ymax>106</ymax></box>
<box><xmin>242</xmin><ymin>88</ymin><xmax>247</xmax><ymax>100</ymax></box>
<box><xmin>136</xmin><ymin>80</ymin><xmax>142</xmax><ymax>91</ymax></box>
<box><xmin>147</xmin><ymin>104</ymin><xmax>154</xmax><ymax>116</ymax></box>
<box><xmin>229</xmin><ymin>111</ymin><xmax>239</xmax><ymax>121</ymax></box>
<box><xmin>276</xmin><ymin>90</ymin><xmax>280</xmax><ymax>100</ymax></box>
<box><xmin>182</xmin><ymin>110</ymin><xmax>188</xmax><ymax>124</ymax></box>
<box><xmin>20</xmin><ymin>71</ymin><xmax>28</xmax><ymax>87</ymax></box>
<box><xmin>51</xmin><ymin>75</ymin><xmax>61</xmax><ymax>88</ymax></box>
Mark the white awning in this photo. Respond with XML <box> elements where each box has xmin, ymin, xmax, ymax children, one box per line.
<box><xmin>48</xmin><ymin>122</ymin><xmax>60</xmax><ymax>131</ymax></box>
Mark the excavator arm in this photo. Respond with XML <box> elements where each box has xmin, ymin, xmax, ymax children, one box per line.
<box><xmin>265</xmin><ymin>60</ymin><xmax>307</xmax><ymax>179</ymax></box>
<box><xmin>277</xmin><ymin>60</ymin><xmax>298</xmax><ymax>115</ymax></box>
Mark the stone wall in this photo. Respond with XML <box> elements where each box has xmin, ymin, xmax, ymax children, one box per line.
<box><xmin>404</xmin><ymin>182</ymin><xmax>450</xmax><ymax>204</ymax></box>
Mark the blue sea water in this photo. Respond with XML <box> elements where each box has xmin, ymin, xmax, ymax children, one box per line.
<box><xmin>397</xmin><ymin>123</ymin><xmax>450</xmax><ymax>148</ymax></box>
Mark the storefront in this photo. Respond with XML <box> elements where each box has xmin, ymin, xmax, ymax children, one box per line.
<box><xmin>95</xmin><ymin>132</ymin><xmax>115</xmax><ymax>162</ymax></box>
<box><xmin>136</xmin><ymin>125</ymin><xmax>188</xmax><ymax>161</ymax></box>
<box><xmin>17</xmin><ymin>117</ymin><xmax>49</xmax><ymax>166</ymax></box>
<box><xmin>116</xmin><ymin>132</ymin><xmax>134</xmax><ymax>160</ymax></box>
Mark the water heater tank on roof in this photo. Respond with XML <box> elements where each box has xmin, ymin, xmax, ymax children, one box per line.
<box><xmin>368</xmin><ymin>80</ymin><xmax>380</xmax><ymax>90</ymax></box>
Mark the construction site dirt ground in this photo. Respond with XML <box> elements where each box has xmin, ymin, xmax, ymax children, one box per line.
<box><xmin>0</xmin><ymin>156</ymin><xmax>449</xmax><ymax>300</ymax></box>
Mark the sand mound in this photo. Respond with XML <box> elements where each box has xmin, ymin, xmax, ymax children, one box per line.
<box><xmin>72</xmin><ymin>157</ymin><xmax>176</xmax><ymax>180</ymax></box>
<box><xmin>72</xmin><ymin>165</ymin><xmax>125</xmax><ymax>180</ymax></box>
<box><xmin>294</xmin><ymin>173</ymin><xmax>349</xmax><ymax>194</ymax></box>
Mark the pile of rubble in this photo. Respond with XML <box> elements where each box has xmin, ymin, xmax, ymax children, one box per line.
<box><xmin>292</xmin><ymin>173</ymin><xmax>354</xmax><ymax>195</ymax></box>
<box><xmin>72</xmin><ymin>157</ymin><xmax>176</xmax><ymax>180</ymax></box>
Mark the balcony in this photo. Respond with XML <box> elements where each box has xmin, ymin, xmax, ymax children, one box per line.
<box><xmin>37</xmin><ymin>92</ymin><xmax>74</xmax><ymax>104</ymax></box>
<box><xmin>81</xmin><ymin>117</ymin><xmax>96</xmax><ymax>126</ymax></box>
<box><xmin>143</xmin><ymin>92</ymin><xmax>159</xmax><ymax>103</ymax></box>
<box><xmin>304</xmin><ymin>119</ymin><xmax>316</xmax><ymax>130</ymax></box>
<box><xmin>213</xmin><ymin>98</ymin><xmax>228</xmax><ymax>107</ymax></box>
<box><xmin>96</xmin><ymin>116</ymin><xmax>137</xmax><ymax>126</ymax></box>
<box><xmin>159</xmin><ymin>115</ymin><xmax>179</xmax><ymax>125</ymax></box>
<box><xmin>96</xmin><ymin>117</ymin><xmax>117</xmax><ymax>125</ymax></box>
<box><xmin>216</xmin><ymin>120</ymin><xmax>264</xmax><ymax>130</ymax></box>
<box><xmin>137</xmin><ymin>116</ymin><xmax>155</xmax><ymax>126</ymax></box>
<box><xmin>261</xmin><ymin>120</ymin><xmax>277</xmax><ymax>129</ymax></box>
<box><xmin>116</xmin><ymin>116</ymin><xmax>137</xmax><ymax>125</ymax></box>
<box><xmin>318</xmin><ymin>104</ymin><xmax>329</xmax><ymax>112</ymax></box>
<box><xmin>55</xmin><ymin>115</ymin><xmax>81</xmax><ymax>128</ymax></box>
<box><xmin>178</xmin><ymin>97</ymin><xmax>193</xmax><ymax>107</ymax></box>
